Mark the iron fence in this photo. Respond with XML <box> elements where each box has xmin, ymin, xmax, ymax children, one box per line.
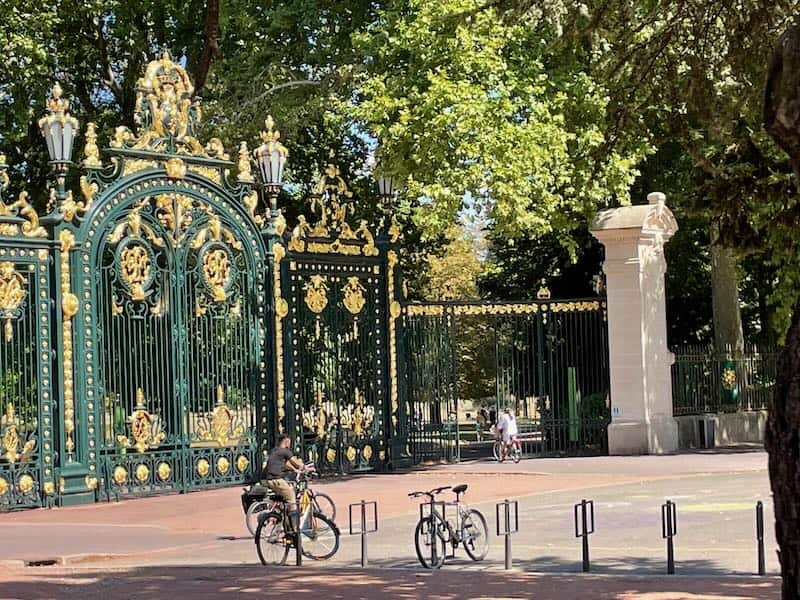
<box><xmin>671</xmin><ymin>344</ymin><xmax>779</xmax><ymax>415</ymax></box>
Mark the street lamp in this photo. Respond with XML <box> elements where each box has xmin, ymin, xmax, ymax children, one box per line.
<box><xmin>254</xmin><ymin>115</ymin><xmax>288</xmax><ymax>234</ymax></box>
<box><xmin>38</xmin><ymin>83</ymin><xmax>78</xmax><ymax>202</ymax></box>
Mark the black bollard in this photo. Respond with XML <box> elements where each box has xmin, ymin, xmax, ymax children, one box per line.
<box><xmin>756</xmin><ymin>501</ymin><xmax>765</xmax><ymax>576</ymax></box>
<box><xmin>573</xmin><ymin>499</ymin><xmax>595</xmax><ymax>572</ymax></box>
<box><xmin>295</xmin><ymin>508</ymin><xmax>303</xmax><ymax>566</ymax></box>
<box><xmin>661</xmin><ymin>500</ymin><xmax>677</xmax><ymax>575</ymax></box>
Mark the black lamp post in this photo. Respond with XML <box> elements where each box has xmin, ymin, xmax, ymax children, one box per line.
<box><xmin>254</xmin><ymin>115</ymin><xmax>288</xmax><ymax>236</ymax></box>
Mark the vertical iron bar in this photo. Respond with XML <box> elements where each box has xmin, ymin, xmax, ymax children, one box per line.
<box><xmin>582</xmin><ymin>500</ymin><xmax>590</xmax><ymax>572</ymax></box>
<box><xmin>361</xmin><ymin>498</ymin><xmax>368</xmax><ymax>567</ymax></box>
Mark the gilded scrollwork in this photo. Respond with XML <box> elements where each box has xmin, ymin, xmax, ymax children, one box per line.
<box><xmin>117</xmin><ymin>388</ymin><xmax>166</xmax><ymax>453</ymax></box>
<box><xmin>83</xmin><ymin>122</ymin><xmax>102</xmax><ymax>168</ymax></box>
<box><xmin>0</xmin><ymin>261</ymin><xmax>27</xmax><ymax>343</ymax></box>
<box><xmin>59</xmin><ymin>229</ymin><xmax>77</xmax><ymax>454</ymax></box>
<box><xmin>194</xmin><ymin>385</ymin><xmax>245</xmax><ymax>446</ymax></box>
<box><xmin>1</xmin><ymin>402</ymin><xmax>36</xmax><ymax>463</ymax></box>
<box><xmin>0</xmin><ymin>191</ymin><xmax>47</xmax><ymax>238</ymax></box>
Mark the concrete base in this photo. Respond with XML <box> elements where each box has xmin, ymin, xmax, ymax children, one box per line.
<box><xmin>675</xmin><ymin>411</ymin><xmax>767</xmax><ymax>449</ymax></box>
<box><xmin>608</xmin><ymin>417</ymin><xmax>679</xmax><ymax>455</ymax></box>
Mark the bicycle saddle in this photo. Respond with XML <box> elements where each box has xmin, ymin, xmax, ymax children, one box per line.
<box><xmin>452</xmin><ymin>484</ymin><xmax>468</xmax><ymax>495</ymax></box>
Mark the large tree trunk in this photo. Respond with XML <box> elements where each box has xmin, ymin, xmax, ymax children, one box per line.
<box><xmin>764</xmin><ymin>21</ymin><xmax>800</xmax><ymax>600</ymax></box>
<box><xmin>766</xmin><ymin>301</ymin><xmax>800</xmax><ymax>599</ymax></box>
<box><xmin>710</xmin><ymin>222</ymin><xmax>745</xmax><ymax>353</ymax></box>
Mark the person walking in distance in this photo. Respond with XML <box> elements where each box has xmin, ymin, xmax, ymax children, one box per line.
<box><xmin>262</xmin><ymin>434</ymin><xmax>304</xmax><ymax>529</ymax></box>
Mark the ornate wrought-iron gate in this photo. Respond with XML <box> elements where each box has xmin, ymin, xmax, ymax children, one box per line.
<box><xmin>0</xmin><ymin>52</ymin><xmax>612</xmax><ymax>511</ymax></box>
<box><xmin>402</xmin><ymin>298</ymin><xmax>611</xmax><ymax>461</ymax></box>
<box><xmin>276</xmin><ymin>166</ymin><xmax>404</xmax><ymax>474</ymax></box>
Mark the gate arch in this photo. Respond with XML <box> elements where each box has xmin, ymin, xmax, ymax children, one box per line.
<box><xmin>71</xmin><ymin>172</ymin><xmax>268</xmax><ymax>497</ymax></box>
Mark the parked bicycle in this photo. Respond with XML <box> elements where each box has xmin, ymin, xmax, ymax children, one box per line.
<box><xmin>492</xmin><ymin>435</ymin><xmax>522</xmax><ymax>463</ymax></box>
<box><xmin>254</xmin><ymin>466</ymin><xmax>340</xmax><ymax>565</ymax></box>
<box><xmin>242</xmin><ymin>464</ymin><xmax>336</xmax><ymax>536</ymax></box>
<box><xmin>408</xmin><ymin>484</ymin><xmax>489</xmax><ymax>569</ymax></box>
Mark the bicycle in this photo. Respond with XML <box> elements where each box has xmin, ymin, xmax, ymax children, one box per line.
<box><xmin>408</xmin><ymin>484</ymin><xmax>489</xmax><ymax>569</ymax></box>
<box><xmin>254</xmin><ymin>467</ymin><xmax>340</xmax><ymax>565</ymax></box>
<box><xmin>242</xmin><ymin>465</ymin><xmax>336</xmax><ymax>536</ymax></box>
<box><xmin>493</xmin><ymin>435</ymin><xmax>522</xmax><ymax>463</ymax></box>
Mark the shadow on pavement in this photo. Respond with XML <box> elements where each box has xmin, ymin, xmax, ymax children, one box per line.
<box><xmin>0</xmin><ymin>565</ymin><xmax>781</xmax><ymax>600</ymax></box>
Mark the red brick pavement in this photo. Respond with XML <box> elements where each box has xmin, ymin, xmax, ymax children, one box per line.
<box><xmin>0</xmin><ymin>565</ymin><xmax>781</xmax><ymax>600</ymax></box>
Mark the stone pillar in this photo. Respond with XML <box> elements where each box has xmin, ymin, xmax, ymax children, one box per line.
<box><xmin>590</xmin><ymin>193</ymin><xmax>679</xmax><ymax>454</ymax></box>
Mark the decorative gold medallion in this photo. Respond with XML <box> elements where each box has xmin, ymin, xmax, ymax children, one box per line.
<box><xmin>236</xmin><ymin>455</ymin><xmax>249</xmax><ymax>473</ymax></box>
<box><xmin>342</xmin><ymin>277</ymin><xmax>366</xmax><ymax>315</ymax></box>
<box><xmin>126</xmin><ymin>388</ymin><xmax>166</xmax><ymax>453</ymax></box>
<box><xmin>135</xmin><ymin>464</ymin><xmax>149</xmax><ymax>482</ymax></box>
<box><xmin>119</xmin><ymin>244</ymin><xmax>152</xmax><ymax>301</ymax></box>
<box><xmin>346</xmin><ymin>446</ymin><xmax>357</xmax><ymax>463</ymax></box>
<box><xmin>0</xmin><ymin>477</ymin><xmax>8</xmax><ymax>496</ymax></box>
<box><xmin>85</xmin><ymin>476</ymin><xmax>98</xmax><ymax>490</ymax></box>
<box><xmin>326</xmin><ymin>448</ymin><xmax>336</xmax><ymax>463</ymax></box>
<box><xmin>18</xmin><ymin>474</ymin><xmax>34</xmax><ymax>495</ymax></box>
<box><xmin>201</xmin><ymin>246</ymin><xmax>231</xmax><ymax>302</ymax></box>
<box><xmin>157</xmin><ymin>462</ymin><xmax>171</xmax><ymax>481</ymax></box>
<box><xmin>43</xmin><ymin>481</ymin><xmax>55</xmax><ymax>495</ymax></box>
<box><xmin>0</xmin><ymin>262</ymin><xmax>27</xmax><ymax>342</ymax></box>
<box><xmin>113</xmin><ymin>466</ymin><xmax>128</xmax><ymax>484</ymax></box>
<box><xmin>304</xmin><ymin>275</ymin><xmax>328</xmax><ymax>314</ymax></box>
<box><xmin>722</xmin><ymin>368</ymin><xmax>737</xmax><ymax>390</ymax></box>
<box><xmin>197</xmin><ymin>458</ymin><xmax>210</xmax><ymax>477</ymax></box>
<box><xmin>165</xmin><ymin>157</ymin><xmax>187</xmax><ymax>179</ymax></box>
<box><xmin>217</xmin><ymin>456</ymin><xmax>230</xmax><ymax>474</ymax></box>
<box><xmin>363</xmin><ymin>445</ymin><xmax>373</xmax><ymax>460</ymax></box>
<box><xmin>378</xmin><ymin>450</ymin><xmax>386</xmax><ymax>461</ymax></box>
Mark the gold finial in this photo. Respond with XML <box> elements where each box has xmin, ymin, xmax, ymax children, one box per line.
<box><xmin>135</xmin><ymin>387</ymin><xmax>145</xmax><ymax>407</ymax></box>
<box><xmin>217</xmin><ymin>384</ymin><xmax>224</xmax><ymax>403</ymax></box>
<box><xmin>5</xmin><ymin>401</ymin><xmax>13</xmax><ymax>421</ymax></box>
<box><xmin>83</xmin><ymin>123</ymin><xmax>101</xmax><ymax>168</ymax></box>
<box><xmin>45</xmin><ymin>82</ymin><xmax>71</xmax><ymax>114</ymax></box>
<box><xmin>259</xmin><ymin>115</ymin><xmax>284</xmax><ymax>144</ymax></box>
<box><xmin>237</xmin><ymin>141</ymin><xmax>253</xmax><ymax>183</ymax></box>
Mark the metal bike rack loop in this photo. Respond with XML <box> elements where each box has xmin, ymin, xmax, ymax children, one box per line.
<box><xmin>349</xmin><ymin>499</ymin><xmax>379</xmax><ymax>567</ymax></box>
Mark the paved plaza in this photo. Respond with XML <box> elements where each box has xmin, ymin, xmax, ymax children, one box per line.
<box><xmin>0</xmin><ymin>450</ymin><xmax>782</xmax><ymax>598</ymax></box>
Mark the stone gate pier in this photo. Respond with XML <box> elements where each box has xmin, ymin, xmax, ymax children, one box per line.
<box><xmin>591</xmin><ymin>193</ymin><xmax>679</xmax><ymax>454</ymax></box>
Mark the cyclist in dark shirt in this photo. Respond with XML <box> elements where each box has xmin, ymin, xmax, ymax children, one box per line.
<box><xmin>262</xmin><ymin>434</ymin><xmax>303</xmax><ymax>519</ymax></box>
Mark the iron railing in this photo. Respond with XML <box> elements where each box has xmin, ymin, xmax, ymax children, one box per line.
<box><xmin>671</xmin><ymin>344</ymin><xmax>779</xmax><ymax>415</ymax></box>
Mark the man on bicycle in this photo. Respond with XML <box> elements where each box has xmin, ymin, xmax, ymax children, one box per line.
<box><xmin>262</xmin><ymin>434</ymin><xmax>304</xmax><ymax>525</ymax></box>
<box><xmin>497</xmin><ymin>407</ymin><xmax>518</xmax><ymax>460</ymax></box>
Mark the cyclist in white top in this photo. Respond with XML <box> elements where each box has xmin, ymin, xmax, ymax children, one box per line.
<box><xmin>498</xmin><ymin>407</ymin><xmax>518</xmax><ymax>460</ymax></box>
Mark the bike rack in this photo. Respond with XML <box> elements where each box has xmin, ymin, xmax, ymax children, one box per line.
<box><xmin>661</xmin><ymin>499</ymin><xmax>678</xmax><ymax>574</ymax></box>
<box><xmin>348</xmin><ymin>500</ymin><xmax>378</xmax><ymax>568</ymax></box>
<box><xmin>573</xmin><ymin>499</ymin><xmax>595</xmax><ymax>572</ymax></box>
<box><xmin>496</xmin><ymin>499</ymin><xmax>519</xmax><ymax>570</ymax></box>
<box><xmin>756</xmin><ymin>501</ymin><xmax>766</xmax><ymax>576</ymax></box>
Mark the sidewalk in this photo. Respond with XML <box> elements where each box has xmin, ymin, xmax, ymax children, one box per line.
<box><xmin>0</xmin><ymin>450</ymin><xmax>775</xmax><ymax>591</ymax></box>
<box><xmin>0</xmin><ymin>565</ymin><xmax>781</xmax><ymax>600</ymax></box>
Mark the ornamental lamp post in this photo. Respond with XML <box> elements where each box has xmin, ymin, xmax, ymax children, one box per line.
<box><xmin>38</xmin><ymin>83</ymin><xmax>78</xmax><ymax>204</ymax></box>
<box><xmin>254</xmin><ymin>115</ymin><xmax>288</xmax><ymax>235</ymax></box>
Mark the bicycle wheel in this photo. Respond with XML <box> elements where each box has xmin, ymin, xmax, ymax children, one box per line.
<box><xmin>300</xmin><ymin>511</ymin><xmax>340</xmax><ymax>560</ymax></box>
<box><xmin>462</xmin><ymin>509</ymin><xmax>489</xmax><ymax>561</ymax></box>
<box><xmin>492</xmin><ymin>441</ymin><xmax>502</xmax><ymax>461</ymax></box>
<box><xmin>255</xmin><ymin>510</ymin><xmax>290</xmax><ymax>566</ymax></box>
<box><xmin>312</xmin><ymin>491</ymin><xmax>336</xmax><ymax>521</ymax></box>
<box><xmin>246</xmin><ymin>500</ymin><xmax>271</xmax><ymax>536</ymax></box>
<box><xmin>414</xmin><ymin>516</ymin><xmax>446</xmax><ymax>569</ymax></box>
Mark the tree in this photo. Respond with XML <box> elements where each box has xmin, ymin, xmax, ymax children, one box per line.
<box><xmin>349</xmin><ymin>0</ymin><xmax>648</xmax><ymax>246</ymax></box>
<box><xmin>764</xmin><ymin>20</ymin><xmax>800</xmax><ymax>599</ymax></box>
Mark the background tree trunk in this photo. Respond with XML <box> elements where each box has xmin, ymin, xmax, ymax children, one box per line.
<box><xmin>764</xmin><ymin>21</ymin><xmax>800</xmax><ymax>600</ymax></box>
<box><xmin>765</xmin><ymin>301</ymin><xmax>800</xmax><ymax>599</ymax></box>
<box><xmin>710</xmin><ymin>221</ymin><xmax>745</xmax><ymax>353</ymax></box>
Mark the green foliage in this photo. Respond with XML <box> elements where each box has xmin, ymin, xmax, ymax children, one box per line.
<box><xmin>350</xmin><ymin>0</ymin><xmax>649</xmax><ymax>243</ymax></box>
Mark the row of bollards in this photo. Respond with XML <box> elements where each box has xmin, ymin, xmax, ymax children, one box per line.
<box><xmin>345</xmin><ymin>497</ymin><xmax>769</xmax><ymax>575</ymax></box>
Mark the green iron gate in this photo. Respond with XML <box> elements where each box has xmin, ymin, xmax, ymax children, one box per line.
<box><xmin>277</xmin><ymin>165</ymin><xmax>403</xmax><ymax>474</ymax></box>
<box><xmin>58</xmin><ymin>54</ymin><xmax>267</xmax><ymax>501</ymax></box>
<box><xmin>0</xmin><ymin>235</ymin><xmax>58</xmax><ymax>508</ymax></box>
<box><xmin>402</xmin><ymin>298</ymin><xmax>610</xmax><ymax>461</ymax></box>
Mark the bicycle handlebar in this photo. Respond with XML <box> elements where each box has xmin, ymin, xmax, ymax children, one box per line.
<box><xmin>407</xmin><ymin>485</ymin><xmax>452</xmax><ymax>499</ymax></box>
